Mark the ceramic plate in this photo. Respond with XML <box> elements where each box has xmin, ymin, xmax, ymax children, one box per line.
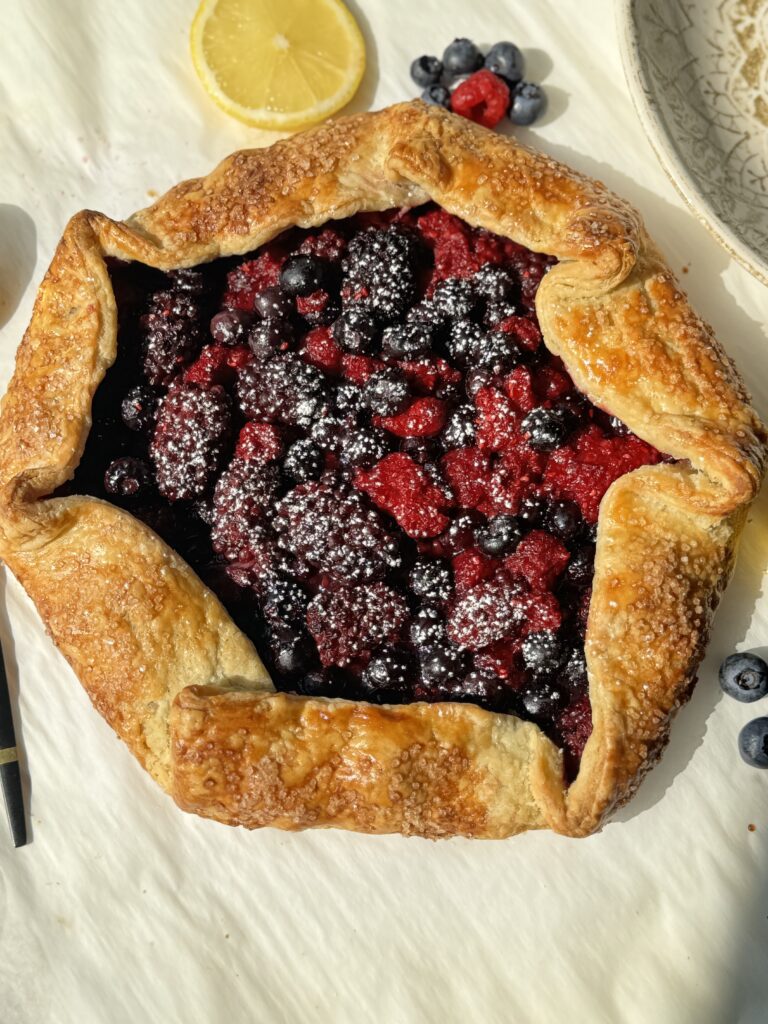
<box><xmin>619</xmin><ymin>0</ymin><xmax>768</xmax><ymax>285</ymax></box>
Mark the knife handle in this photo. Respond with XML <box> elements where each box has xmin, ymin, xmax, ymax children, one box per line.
<box><xmin>1</xmin><ymin>755</ymin><xmax>27</xmax><ymax>847</ymax></box>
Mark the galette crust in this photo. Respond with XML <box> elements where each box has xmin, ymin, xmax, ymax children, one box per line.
<box><xmin>0</xmin><ymin>101</ymin><xmax>764</xmax><ymax>838</ymax></box>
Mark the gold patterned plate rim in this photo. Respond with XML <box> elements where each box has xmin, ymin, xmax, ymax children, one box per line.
<box><xmin>618</xmin><ymin>0</ymin><xmax>768</xmax><ymax>287</ymax></box>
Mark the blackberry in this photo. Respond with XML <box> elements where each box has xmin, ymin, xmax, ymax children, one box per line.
<box><xmin>381</xmin><ymin>322</ymin><xmax>434</xmax><ymax>359</ymax></box>
<box><xmin>210</xmin><ymin>310</ymin><xmax>249</xmax><ymax>346</ymax></box>
<box><xmin>260</xmin><ymin>576</ymin><xmax>309</xmax><ymax>626</ymax></box>
<box><xmin>211</xmin><ymin>458</ymin><xmax>280</xmax><ymax>561</ymax></box>
<box><xmin>410</xmin><ymin>54</ymin><xmax>443</xmax><ymax>87</ymax></box>
<box><xmin>310</xmin><ymin>414</ymin><xmax>345</xmax><ymax>451</ymax></box>
<box><xmin>360</xmin><ymin>646</ymin><xmax>414</xmax><ymax>699</ymax></box>
<box><xmin>270</xmin><ymin>626</ymin><xmax>316</xmax><ymax>680</ymax></box>
<box><xmin>564</xmin><ymin>545</ymin><xmax>595</xmax><ymax>588</ymax></box>
<box><xmin>335</xmin><ymin>381</ymin><xmax>365</xmax><ymax>417</ymax></box>
<box><xmin>442</xmin><ymin>38</ymin><xmax>483</xmax><ymax>76</ymax></box>
<box><xmin>484</xmin><ymin>301</ymin><xmax>520</xmax><ymax>328</ymax></box>
<box><xmin>521</xmin><ymin>681</ymin><xmax>564</xmax><ymax>719</ymax></box>
<box><xmin>338</xmin><ymin>426</ymin><xmax>389</xmax><ymax>469</ymax></box>
<box><xmin>342</xmin><ymin>227</ymin><xmax>421</xmax><ymax>323</ymax></box>
<box><xmin>475</xmin><ymin>515</ymin><xmax>522</xmax><ymax>556</ymax></box>
<box><xmin>442</xmin><ymin>405</ymin><xmax>475</xmax><ymax>449</ymax></box>
<box><xmin>283</xmin><ymin>438</ymin><xmax>324</xmax><ymax>482</ymax></box>
<box><xmin>307</xmin><ymin>581</ymin><xmax>409</xmax><ymax>666</ymax></box>
<box><xmin>150</xmin><ymin>382</ymin><xmax>231</xmax><ymax>502</ymax></box>
<box><xmin>279</xmin><ymin>254</ymin><xmax>325</xmax><ymax>296</ymax></box>
<box><xmin>332</xmin><ymin>307</ymin><xmax>378</xmax><ymax>354</ymax></box>
<box><xmin>121</xmin><ymin>385</ymin><xmax>157</xmax><ymax>433</ymax></box>
<box><xmin>472</xmin><ymin>265</ymin><xmax>517</xmax><ymax>304</ymax></box>
<box><xmin>563</xmin><ymin>647</ymin><xmax>588</xmax><ymax>690</ymax></box>
<box><xmin>273</xmin><ymin>476</ymin><xmax>402</xmax><ymax>583</ymax></box>
<box><xmin>431</xmin><ymin>277</ymin><xmax>476</xmax><ymax>320</ymax></box>
<box><xmin>473</xmin><ymin>332</ymin><xmax>522</xmax><ymax>374</ymax></box>
<box><xmin>420</xmin><ymin>644</ymin><xmax>470</xmax><ymax>686</ymax></box>
<box><xmin>521</xmin><ymin>407</ymin><xmax>572</xmax><ymax>452</ymax></box>
<box><xmin>434</xmin><ymin>377</ymin><xmax>463</xmax><ymax>404</ymax></box>
<box><xmin>363</xmin><ymin>368</ymin><xmax>411</xmax><ymax>416</ymax></box>
<box><xmin>545</xmin><ymin>499</ymin><xmax>582</xmax><ymax>542</ymax></box>
<box><xmin>409</xmin><ymin>558</ymin><xmax>452</xmax><ymax>603</ymax></box>
<box><xmin>409</xmin><ymin>605</ymin><xmax>447</xmax><ymax>649</ymax></box>
<box><xmin>521</xmin><ymin>630</ymin><xmax>567</xmax><ymax>677</ymax></box>
<box><xmin>140</xmin><ymin>288</ymin><xmax>204</xmax><ymax>387</ymax></box>
<box><xmin>254</xmin><ymin>286</ymin><xmax>294</xmax><ymax>320</ymax></box>
<box><xmin>247</xmin><ymin>318</ymin><xmax>293</xmax><ymax>361</ymax></box>
<box><xmin>103</xmin><ymin>457</ymin><xmax>152</xmax><ymax>501</ymax></box>
<box><xmin>236</xmin><ymin>355</ymin><xmax>329</xmax><ymax>427</ymax></box>
<box><xmin>446</xmin><ymin>319</ymin><xmax>486</xmax><ymax>367</ymax></box>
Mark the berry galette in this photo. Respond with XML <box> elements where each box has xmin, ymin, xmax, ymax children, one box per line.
<box><xmin>0</xmin><ymin>102</ymin><xmax>764</xmax><ymax>838</ymax></box>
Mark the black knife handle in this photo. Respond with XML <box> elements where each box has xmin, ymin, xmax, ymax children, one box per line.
<box><xmin>1</xmin><ymin>756</ymin><xmax>27</xmax><ymax>848</ymax></box>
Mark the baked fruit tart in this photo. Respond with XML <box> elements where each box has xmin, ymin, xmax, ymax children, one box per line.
<box><xmin>0</xmin><ymin>102</ymin><xmax>764</xmax><ymax>838</ymax></box>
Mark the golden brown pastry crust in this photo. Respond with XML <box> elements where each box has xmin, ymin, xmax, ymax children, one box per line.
<box><xmin>0</xmin><ymin>101</ymin><xmax>764</xmax><ymax>838</ymax></box>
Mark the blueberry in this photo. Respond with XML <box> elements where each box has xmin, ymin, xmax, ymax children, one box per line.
<box><xmin>400</xmin><ymin>436</ymin><xmax>440</xmax><ymax>465</ymax></box>
<box><xmin>440</xmin><ymin>510</ymin><xmax>484</xmax><ymax>554</ymax></box>
<box><xmin>509</xmin><ymin>82</ymin><xmax>545</xmax><ymax>126</ymax></box>
<box><xmin>563</xmin><ymin>647</ymin><xmax>588</xmax><ymax>690</ymax></box>
<box><xmin>254</xmin><ymin>286</ymin><xmax>294</xmax><ymax>319</ymax></box>
<box><xmin>564</xmin><ymin>545</ymin><xmax>595</xmax><ymax>588</ymax></box>
<box><xmin>409</xmin><ymin>558</ymin><xmax>452</xmax><ymax>603</ymax></box>
<box><xmin>364</xmin><ymin>367</ymin><xmax>411</xmax><ymax>416</ymax></box>
<box><xmin>719</xmin><ymin>652</ymin><xmax>768</xmax><ymax>703</ymax></box>
<box><xmin>271</xmin><ymin>627</ymin><xmax>315</xmax><ymax>679</ymax></box>
<box><xmin>280</xmin><ymin>254</ymin><xmax>325</xmax><ymax>296</ymax></box>
<box><xmin>521</xmin><ymin>407</ymin><xmax>572</xmax><ymax>451</ymax></box>
<box><xmin>442</xmin><ymin>405</ymin><xmax>476</xmax><ymax>449</ymax></box>
<box><xmin>410</xmin><ymin>54</ymin><xmax>443</xmax><ymax>87</ymax></box>
<box><xmin>409</xmin><ymin>605</ymin><xmax>447</xmax><ymax>649</ymax></box>
<box><xmin>521</xmin><ymin>630</ymin><xmax>566</xmax><ymax>676</ymax></box>
<box><xmin>420</xmin><ymin>644</ymin><xmax>469</xmax><ymax>686</ymax></box>
<box><xmin>476</xmin><ymin>515</ymin><xmax>522</xmax><ymax>556</ymax></box>
<box><xmin>248</xmin><ymin>318</ymin><xmax>292</xmax><ymax>361</ymax></box>
<box><xmin>361</xmin><ymin>646</ymin><xmax>414</xmax><ymax>698</ymax></box>
<box><xmin>297</xmin><ymin>670</ymin><xmax>331</xmax><ymax>697</ymax></box>
<box><xmin>738</xmin><ymin>718</ymin><xmax>768</xmax><ymax>768</ymax></box>
<box><xmin>381</xmin><ymin>322</ymin><xmax>434</xmax><ymax>359</ymax></box>
<box><xmin>519</xmin><ymin>493</ymin><xmax>546</xmax><ymax>527</ymax></box>
<box><xmin>484</xmin><ymin>41</ymin><xmax>524</xmax><ymax>84</ymax></box>
<box><xmin>461</xmin><ymin>669</ymin><xmax>509</xmax><ymax>709</ymax></box>
<box><xmin>442</xmin><ymin>38</ymin><xmax>483</xmax><ymax>76</ymax></box>
<box><xmin>210</xmin><ymin>310</ymin><xmax>248</xmax><ymax>346</ymax></box>
<box><xmin>545</xmin><ymin>499</ymin><xmax>582</xmax><ymax>542</ymax></box>
<box><xmin>421</xmin><ymin>84</ymin><xmax>451</xmax><ymax>108</ymax></box>
<box><xmin>521</xmin><ymin>681</ymin><xmax>564</xmax><ymax>719</ymax></box>
<box><xmin>283</xmin><ymin>438</ymin><xmax>324</xmax><ymax>482</ymax></box>
<box><xmin>332</xmin><ymin>308</ymin><xmax>378</xmax><ymax>354</ymax></box>
<box><xmin>121</xmin><ymin>385</ymin><xmax>157</xmax><ymax>432</ymax></box>
<box><xmin>104</xmin><ymin>457</ymin><xmax>153</xmax><ymax>501</ymax></box>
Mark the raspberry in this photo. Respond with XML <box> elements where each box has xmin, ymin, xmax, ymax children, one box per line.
<box><xmin>307</xmin><ymin>582</ymin><xmax>409</xmax><ymax>666</ymax></box>
<box><xmin>503</xmin><ymin>366</ymin><xmax>537</xmax><ymax>412</ymax></box>
<box><xmin>273</xmin><ymin>476</ymin><xmax>402</xmax><ymax>583</ymax></box>
<box><xmin>234</xmin><ymin>422</ymin><xmax>284</xmax><ymax>463</ymax></box>
<box><xmin>375</xmin><ymin>398</ymin><xmax>448</xmax><ymax>438</ymax></box>
<box><xmin>297</xmin><ymin>226</ymin><xmax>347</xmax><ymax>262</ymax></box>
<box><xmin>450</xmin><ymin>69</ymin><xmax>510</xmax><ymax>128</ymax></box>
<box><xmin>354</xmin><ymin>453</ymin><xmax>451</xmax><ymax>538</ymax></box>
<box><xmin>150</xmin><ymin>382</ymin><xmax>231</xmax><ymax>501</ymax></box>
<box><xmin>451</xmin><ymin>548</ymin><xmax>496</xmax><ymax>592</ymax></box>
<box><xmin>494</xmin><ymin>316</ymin><xmax>542</xmax><ymax>353</ymax></box>
<box><xmin>341</xmin><ymin>353</ymin><xmax>384</xmax><ymax>384</ymax></box>
<box><xmin>474</xmin><ymin>386</ymin><xmax>521</xmax><ymax>453</ymax></box>
<box><xmin>300</xmin><ymin>327</ymin><xmax>344</xmax><ymax>374</ymax></box>
<box><xmin>441</xmin><ymin>447</ymin><xmax>490</xmax><ymax>509</ymax></box>
<box><xmin>184</xmin><ymin>344</ymin><xmax>250</xmax><ymax>388</ymax></box>
<box><xmin>504</xmin><ymin>530</ymin><xmax>570</xmax><ymax>591</ymax></box>
<box><xmin>210</xmin><ymin>457</ymin><xmax>280</xmax><ymax>561</ymax></box>
<box><xmin>296</xmin><ymin>288</ymin><xmax>339</xmax><ymax>326</ymax></box>
<box><xmin>397</xmin><ymin>358</ymin><xmax>462</xmax><ymax>395</ymax></box>
<box><xmin>535</xmin><ymin>361</ymin><xmax>574</xmax><ymax>401</ymax></box>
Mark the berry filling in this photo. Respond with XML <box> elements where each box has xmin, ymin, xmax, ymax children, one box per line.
<box><xmin>63</xmin><ymin>205</ymin><xmax>666</xmax><ymax>782</ymax></box>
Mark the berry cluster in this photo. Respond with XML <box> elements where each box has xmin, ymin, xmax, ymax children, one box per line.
<box><xmin>410</xmin><ymin>38</ymin><xmax>545</xmax><ymax>129</ymax></box>
<box><xmin>69</xmin><ymin>203</ymin><xmax>665</xmax><ymax>777</ymax></box>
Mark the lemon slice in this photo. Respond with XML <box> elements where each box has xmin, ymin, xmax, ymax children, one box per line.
<box><xmin>190</xmin><ymin>0</ymin><xmax>366</xmax><ymax>131</ymax></box>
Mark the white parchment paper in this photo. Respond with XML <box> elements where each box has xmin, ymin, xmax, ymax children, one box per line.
<box><xmin>1</xmin><ymin>2</ymin><xmax>767</xmax><ymax>1021</ymax></box>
